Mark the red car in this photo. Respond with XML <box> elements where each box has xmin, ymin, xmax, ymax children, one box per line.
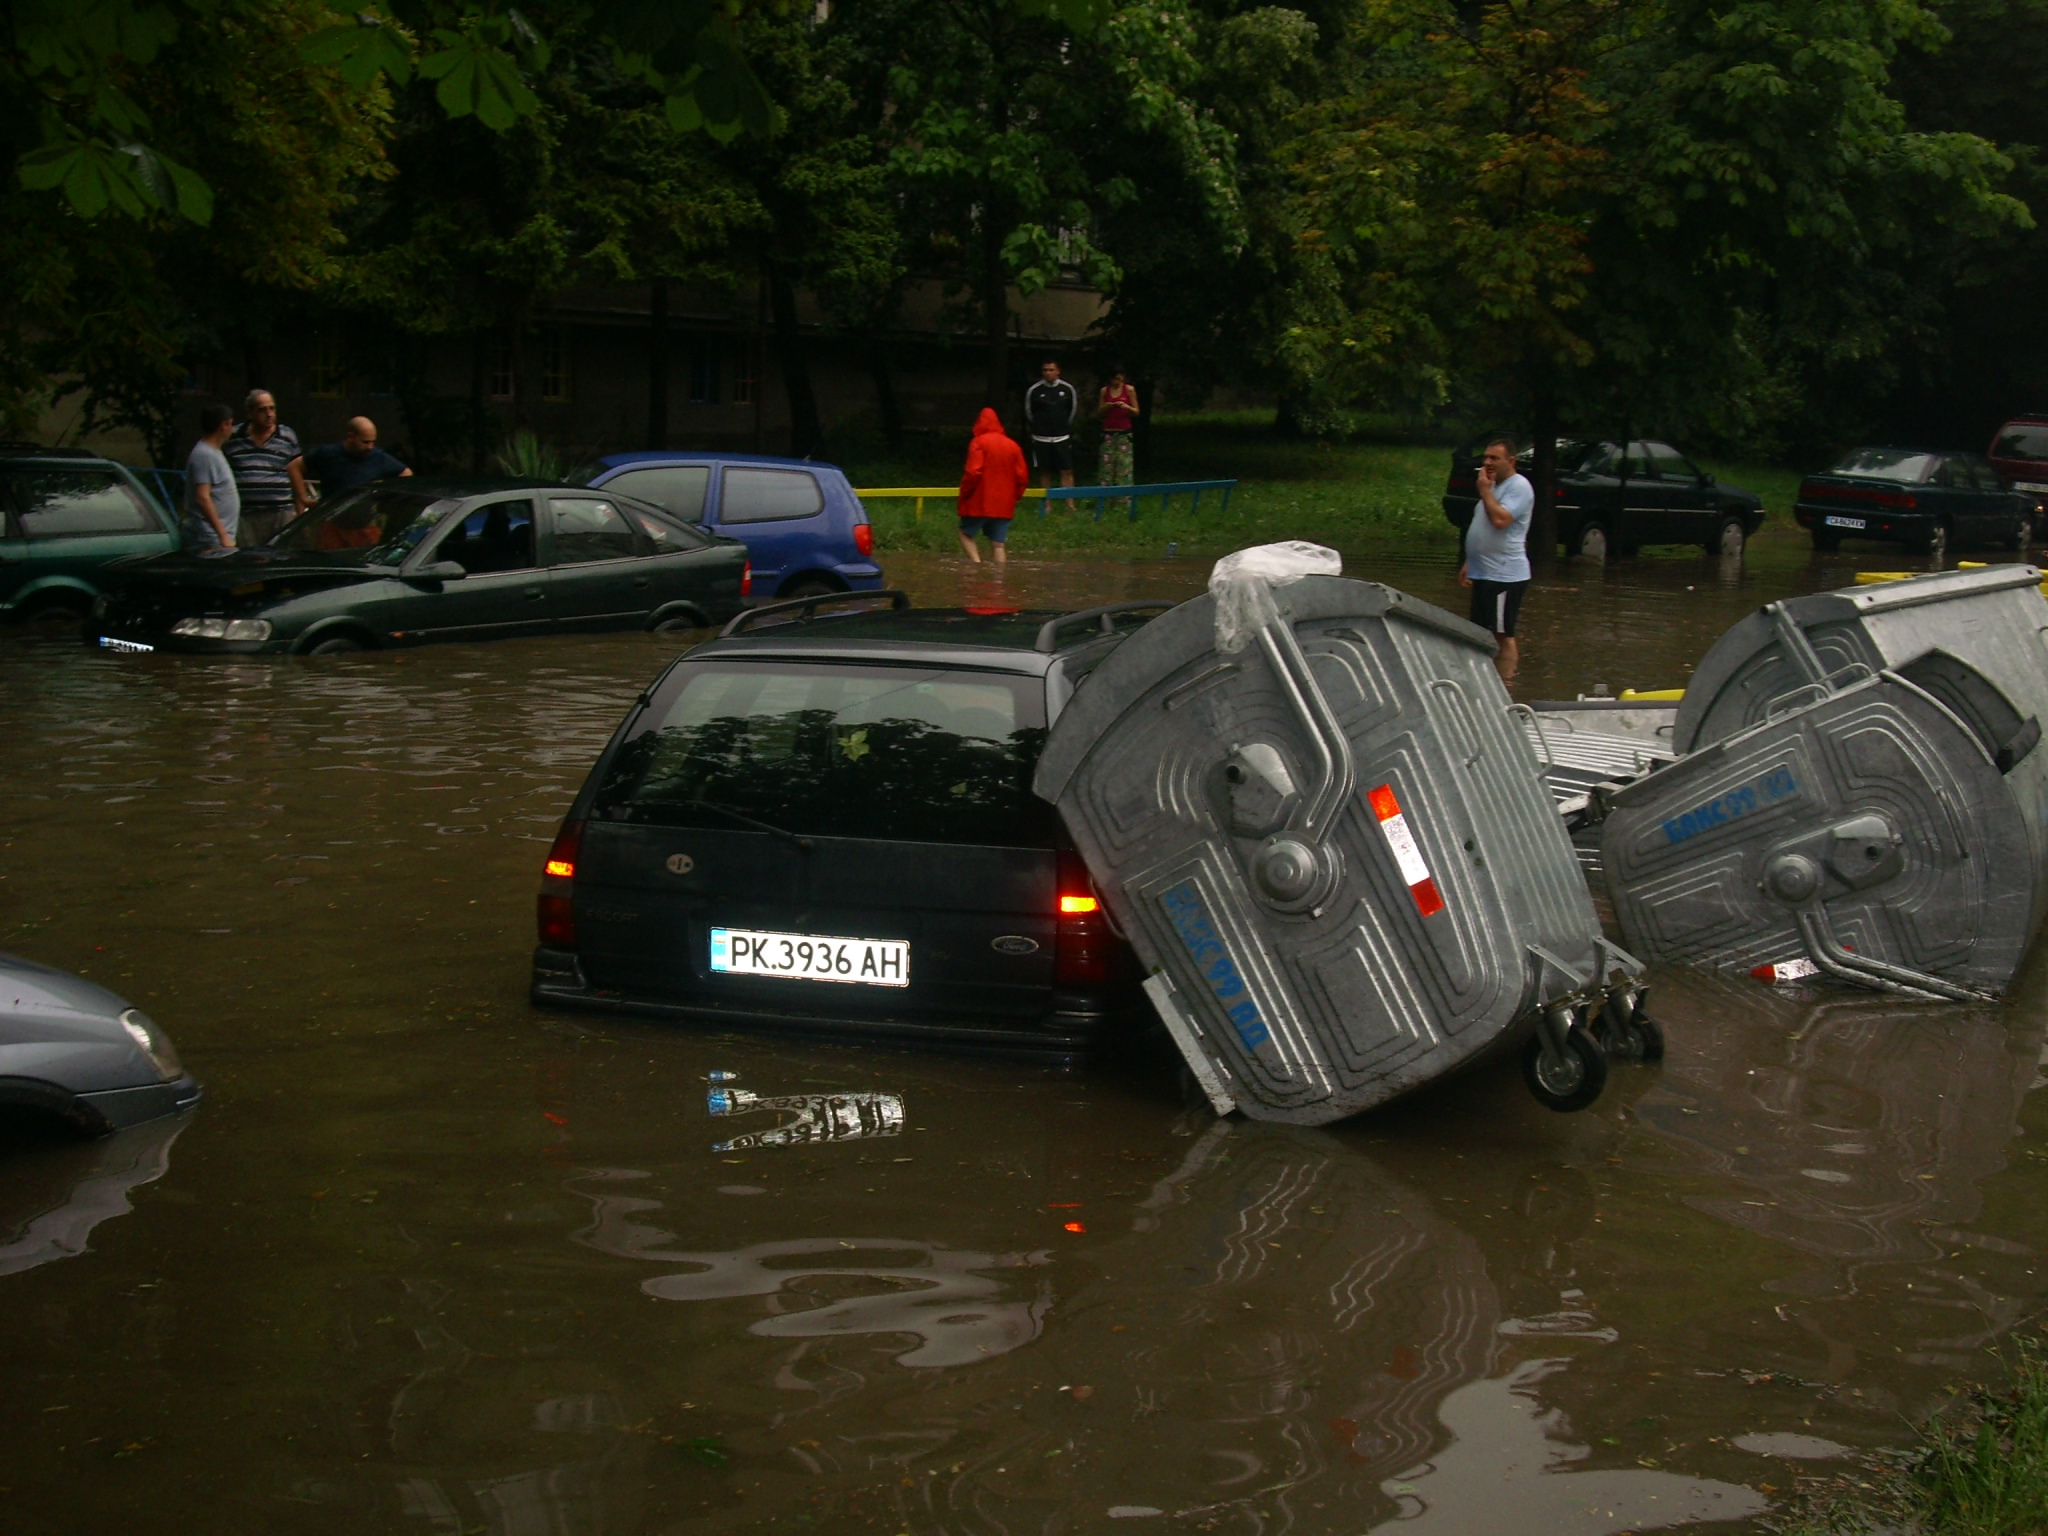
<box><xmin>1988</xmin><ymin>415</ymin><xmax>2048</xmax><ymax>519</ymax></box>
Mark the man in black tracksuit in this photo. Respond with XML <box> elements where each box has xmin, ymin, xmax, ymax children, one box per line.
<box><xmin>1024</xmin><ymin>360</ymin><xmax>1080</xmax><ymax>489</ymax></box>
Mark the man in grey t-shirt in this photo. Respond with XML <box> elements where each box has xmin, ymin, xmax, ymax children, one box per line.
<box><xmin>1457</xmin><ymin>435</ymin><xmax>1534</xmax><ymax>680</ymax></box>
<box><xmin>183</xmin><ymin>401</ymin><xmax>241</xmax><ymax>550</ymax></box>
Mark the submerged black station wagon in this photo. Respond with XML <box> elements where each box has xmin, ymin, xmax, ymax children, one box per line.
<box><xmin>531</xmin><ymin>594</ymin><xmax>1160</xmax><ymax>1050</ymax></box>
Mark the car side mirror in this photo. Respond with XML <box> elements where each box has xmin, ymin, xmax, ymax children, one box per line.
<box><xmin>411</xmin><ymin>560</ymin><xmax>467</xmax><ymax>581</ymax></box>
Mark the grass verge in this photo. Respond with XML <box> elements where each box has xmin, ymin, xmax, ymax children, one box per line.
<box><xmin>1770</xmin><ymin>1337</ymin><xmax>2048</xmax><ymax>1535</ymax></box>
<box><xmin>849</xmin><ymin>413</ymin><xmax>1802</xmax><ymax>560</ymax></box>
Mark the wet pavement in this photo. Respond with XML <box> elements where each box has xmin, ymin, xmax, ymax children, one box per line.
<box><xmin>5</xmin><ymin>536</ymin><xmax>2048</xmax><ymax>1534</ymax></box>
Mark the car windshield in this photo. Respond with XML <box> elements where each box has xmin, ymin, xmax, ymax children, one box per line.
<box><xmin>1828</xmin><ymin>448</ymin><xmax>1939</xmax><ymax>482</ymax></box>
<box><xmin>271</xmin><ymin>486</ymin><xmax>457</xmax><ymax>561</ymax></box>
<box><xmin>1994</xmin><ymin>425</ymin><xmax>2048</xmax><ymax>462</ymax></box>
<box><xmin>594</xmin><ymin>660</ymin><xmax>1056</xmax><ymax>846</ymax></box>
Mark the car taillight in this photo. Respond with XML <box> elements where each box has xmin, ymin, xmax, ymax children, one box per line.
<box><xmin>538</xmin><ymin>819</ymin><xmax>583</xmax><ymax>949</ymax></box>
<box><xmin>1055</xmin><ymin>849</ymin><xmax>1113</xmax><ymax>986</ymax></box>
<box><xmin>741</xmin><ymin>562</ymin><xmax>752</xmax><ymax>597</ymax></box>
<box><xmin>854</xmin><ymin>522</ymin><xmax>874</xmax><ymax>556</ymax></box>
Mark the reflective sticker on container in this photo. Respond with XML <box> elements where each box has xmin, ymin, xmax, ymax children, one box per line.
<box><xmin>1751</xmin><ymin>956</ymin><xmax>1821</xmax><ymax>984</ymax></box>
<box><xmin>1367</xmin><ymin>784</ymin><xmax>1445</xmax><ymax>917</ymax></box>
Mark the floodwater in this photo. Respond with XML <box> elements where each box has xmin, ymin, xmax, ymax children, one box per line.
<box><xmin>5</xmin><ymin>536</ymin><xmax>2047</xmax><ymax>1535</ymax></box>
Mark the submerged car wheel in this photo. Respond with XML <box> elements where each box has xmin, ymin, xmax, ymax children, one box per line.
<box><xmin>306</xmin><ymin>635</ymin><xmax>366</xmax><ymax>655</ymax></box>
<box><xmin>1522</xmin><ymin>1022</ymin><xmax>1608</xmax><ymax>1112</ymax></box>
<box><xmin>650</xmin><ymin>611</ymin><xmax>707</xmax><ymax>634</ymax></box>
<box><xmin>1571</xmin><ymin>522</ymin><xmax>1610</xmax><ymax>562</ymax></box>
<box><xmin>1711</xmin><ymin>517</ymin><xmax>1746</xmax><ymax>559</ymax></box>
<box><xmin>778</xmin><ymin>576</ymin><xmax>844</xmax><ymax>601</ymax></box>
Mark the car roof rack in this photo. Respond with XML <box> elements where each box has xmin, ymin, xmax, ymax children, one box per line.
<box><xmin>1034</xmin><ymin>600</ymin><xmax>1175</xmax><ymax>654</ymax></box>
<box><xmin>720</xmin><ymin>588</ymin><xmax>912</xmax><ymax>638</ymax></box>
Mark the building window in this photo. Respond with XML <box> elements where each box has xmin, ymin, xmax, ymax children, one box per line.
<box><xmin>310</xmin><ymin>334</ymin><xmax>347</xmax><ymax>398</ymax></box>
<box><xmin>542</xmin><ymin>329</ymin><xmax>572</xmax><ymax>403</ymax></box>
<box><xmin>490</xmin><ymin>340</ymin><xmax>514</xmax><ymax>402</ymax></box>
<box><xmin>731</xmin><ymin>346</ymin><xmax>759</xmax><ymax>406</ymax></box>
<box><xmin>689</xmin><ymin>344</ymin><xmax>721</xmax><ymax>405</ymax></box>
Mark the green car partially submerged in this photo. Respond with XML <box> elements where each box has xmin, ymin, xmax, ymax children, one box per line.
<box><xmin>88</xmin><ymin>477</ymin><xmax>750</xmax><ymax>655</ymax></box>
<box><xmin>0</xmin><ymin>444</ymin><xmax>181</xmax><ymax>622</ymax></box>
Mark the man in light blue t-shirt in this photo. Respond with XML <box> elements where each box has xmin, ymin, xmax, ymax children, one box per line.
<box><xmin>1457</xmin><ymin>435</ymin><xmax>1534</xmax><ymax>680</ymax></box>
<box><xmin>183</xmin><ymin>401</ymin><xmax>241</xmax><ymax>551</ymax></box>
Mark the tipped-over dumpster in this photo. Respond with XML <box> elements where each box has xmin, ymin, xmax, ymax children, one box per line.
<box><xmin>1599</xmin><ymin>564</ymin><xmax>2048</xmax><ymax>998</ymax></box>
<box><xmin>1033</xmin><ymin>544</ymin><xmax>1653</xmax><ymax>1124</ymax></box>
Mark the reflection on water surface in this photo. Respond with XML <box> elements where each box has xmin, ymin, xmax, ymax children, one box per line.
<box><xmin>1</xmin><ymin>541</ymin><xmax>2046</xmax><ymax>1534</ymax></box>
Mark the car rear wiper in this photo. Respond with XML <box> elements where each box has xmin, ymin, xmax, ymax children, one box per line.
<box><xmin>688</xmin><ymin>799</ymin><xmax>814</xmax><ymax>851</ymax></box>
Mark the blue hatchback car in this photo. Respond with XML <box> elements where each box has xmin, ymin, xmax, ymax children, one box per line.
<box><xmin>577</xmin><ymin>453</ymin><xmax>884</xmax><ymax>601</ymax></box>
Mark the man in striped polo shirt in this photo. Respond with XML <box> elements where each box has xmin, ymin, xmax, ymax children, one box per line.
<box><xmin>224</xmin><ymin>389</ymin><xmax>310</xmax><ymax>547</ymax></box>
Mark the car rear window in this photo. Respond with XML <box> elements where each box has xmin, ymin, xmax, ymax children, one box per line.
<box><xmin>603</xmin><ymin>465</ymin><xmax>711</xmax><ymax>522</ymax></box>
<box><xmin>10</xmin><ymin>469</ymin><xmax>157</xmax><ymax>537</ymax></box>
<box><xmin>1828</xmin><ymin>448</ymin><xmax>1939</xmax><ymax>482</ymax></box>
<box><xmin>1994</xmin><ymin>424</ymin><xmax>2048</xmax><ymax>462</ymax></box>
<box><xmin>594</xmin><ymin>661</ymin><xmax>1055</xmax><ymax>846</ymax></box>
<box><xmin>720</xmin><ymin>468</ymin><xmax>825</xmax><ymax>524</ymax></box>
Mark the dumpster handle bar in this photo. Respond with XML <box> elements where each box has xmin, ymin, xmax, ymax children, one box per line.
<box><xmin>1256</xmin><ymin>619</ymin><xmax>1355</xmax><ymax>842</ymax></box>
<box><xmin>1792</xmin><ymin>903</ymin><xmax>1997</xmax><ymax>1003</ymax></box>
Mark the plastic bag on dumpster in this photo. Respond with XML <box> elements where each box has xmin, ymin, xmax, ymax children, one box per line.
<box><xmin>1208</xmin><ymin>541</ymin><xmax>1343</xmax><ymax>653</ymax></box>
<box><xmin>1036</xmin><ymin>562</ymin><xmax>1651</xmax><ymax>1126</ymax></box>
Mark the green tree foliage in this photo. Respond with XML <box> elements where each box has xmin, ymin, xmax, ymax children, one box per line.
<box><xmin>0</xmin><ymin>0</ymin><xmax>393</xmax><ymax>450</ymax></box>
<box><xmin>7</xmin><ymin>0</ymin><xmax>780</xmax><ymax>225</ymax></box>
<box><xmin>1276</xmin><ymin>0</ymin><xmax>2026</xmax><ymax>455</ymax></box>
<box><xmin>835</xmin><ymin>0</ymin><xmax>1238</xmax><ymax>407</ymax></box>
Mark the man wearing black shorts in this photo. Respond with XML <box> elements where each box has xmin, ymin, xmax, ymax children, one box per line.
<box><xmin>1457</xmin><ymin>435</ymin><xmax>1535</xmax><ymax>681</ymax></box>
<box><xmin>1024</xmin><ymin>359</ymin><xmax>1079</xmax><ymax>489</ymax></box>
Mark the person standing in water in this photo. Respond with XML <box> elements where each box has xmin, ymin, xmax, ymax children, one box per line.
<box><xmin>1457</xmin><ymin>435</ymin><xmax>1534</xmax><ymax>681</ymax></box>
<box><xmin>957</xmin><ymin>407</ymin><xmax>1029</xmax><ymax>567</ymax></box>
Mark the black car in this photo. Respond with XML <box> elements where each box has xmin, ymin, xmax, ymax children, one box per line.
<box><xmin>1442</xmin><ymin>438</ymin><xmax>1766</xmax><ymax>560</ymax></box>
<box><xmin>88</xmin><ymin>477</ymin><xmax>749</xmax><ymax>655</ymax></box>
<box><xmin>1793</xmin><ymin>446</ymin><xmax>2035</xmax><ymax>560</ymax></box>
<box><xmin>531</xmin><ymin>593</ymin><xmax>1158</xmax><ymax>1050</ymax></box>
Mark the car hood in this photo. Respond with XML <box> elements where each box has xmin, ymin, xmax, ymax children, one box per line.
<box><xmin>116</xmin><ymin>547</ymin><xmax>390</xmax><ymax>593</ymax></box>
<box><xmin>0</xmin><ymin>950</ymin><xmax>135</xmax><ymax>1043</ymax></box>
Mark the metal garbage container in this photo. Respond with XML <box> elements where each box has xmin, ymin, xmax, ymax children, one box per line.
<box><xmin>1033</xmin><ymin>548</ymin><xmax>1651</xmax><ymax>1125</ymax></box>
<box><xmin>1600</xmin><ymin>565</ymin><xmax>2048</xmax><ymax>997</ymax></box>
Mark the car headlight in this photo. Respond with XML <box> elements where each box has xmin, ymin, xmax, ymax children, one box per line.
<box><xmin>170</xmin><ymin>617</ymin><xmax>272</xmax><ymax>641</ymax></box>
<box><xmin>119</xmin><ymin>1008</ymin><xmax>184</xmax><ymax>1081</ymax></box>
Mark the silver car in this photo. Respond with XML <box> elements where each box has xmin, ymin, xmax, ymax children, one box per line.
<box><xmin>0</xmin><ymin>952</ymin><xmax>200</xmax><ymax>1133</ymax></box>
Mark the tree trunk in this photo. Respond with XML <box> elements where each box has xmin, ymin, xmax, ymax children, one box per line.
<box><xmin>1133</xmin><ymin>374</ymin><xmax>1159</xmax><ymax>472</ymax></box>
<box><xmin>468</xmin><ymin>330</ymin><xmax>487</xmax><ymax>473</ymax></box>
<box><xmin>767</xmin><ymin>265</ymin><xmax>823</xmax><ymax>457</ymax></box>
<box><xmin>1528</xmin><ymin>388</ymin><xmax>1559</xmax><ymax>569</ymax></box>
<box><xmin>646</xmin><ymin>279</ymin><xmax>670</xmax><ymax>450</ymax></box>
<box><xmin>509</xmin><ymin>312</ymin><xmax>533</xmax><ymax>434</ymax></box>
<box><xmin>983</xmin><ymin>226</ymin><xmax>1010</xmax><ymax>413</ymax></box>
<box><xmin>868</xmin><ymin>340</ymin><xmax>904</xmax><ymax>450</ymax></box>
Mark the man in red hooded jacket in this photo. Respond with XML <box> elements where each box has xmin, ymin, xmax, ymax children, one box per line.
<box><xmin>957</xmin><ymin>406</ymin><xmax>1029</xmax><ymax>566</ymax></box>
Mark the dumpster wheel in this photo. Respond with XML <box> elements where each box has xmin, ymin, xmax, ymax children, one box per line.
<box><xmin>1596</xmin><ymin>986</ymin><xmax>1665</xmax><ymax>1064</ymax></box>
<box><xmin>1522</xmin><ymin>1010</ymin><xmax>1608</xmax><ymax>1112</ymax></box>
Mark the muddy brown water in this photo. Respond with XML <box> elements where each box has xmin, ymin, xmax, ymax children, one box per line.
<box><xmin>5</xmin><ymin>540</ymin><xmax>2048</xmax><ymax>1534</ymax></box>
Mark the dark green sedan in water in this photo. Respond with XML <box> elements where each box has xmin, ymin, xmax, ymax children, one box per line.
<box><xmin>88</xmin><ymin>477</ymin><xmax>750</xmax><ymax>655</ymax></box>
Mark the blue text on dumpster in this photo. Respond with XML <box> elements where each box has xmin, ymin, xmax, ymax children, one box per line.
<box><xmin>1161</xmin><ymin>881</ymin><xmax>1271</xmax><ymax>1050</ymax></box>
<box><xmin>1662</xmin><ymin>766</ymin><xmax>1800</xmax><ymax>845</ymax></box>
